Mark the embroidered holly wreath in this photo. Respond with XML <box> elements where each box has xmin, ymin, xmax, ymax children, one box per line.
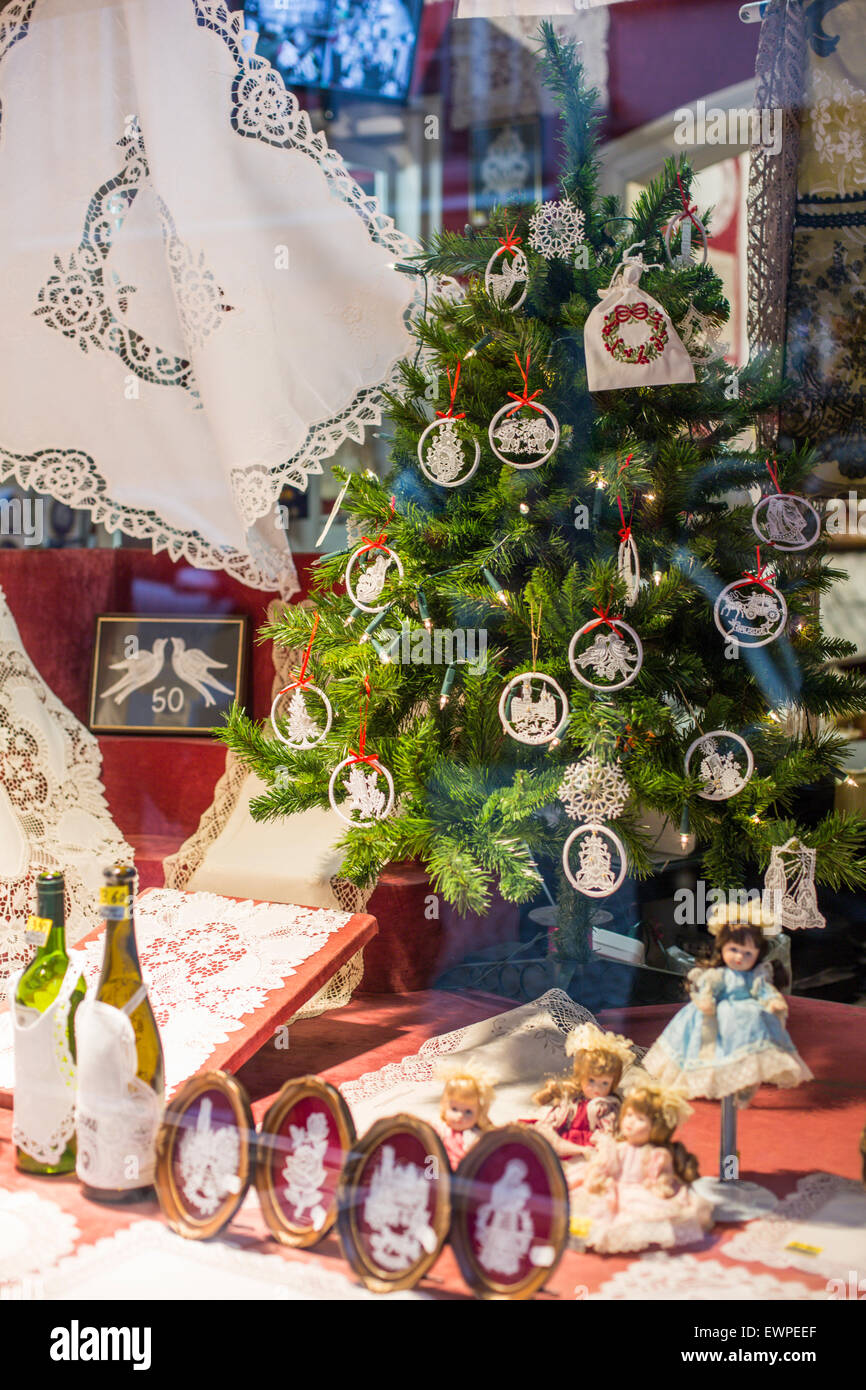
<box><xmin>601</xmin><ymin>302</ymin><xmax>669</xmax><ymax>366</ymax></box>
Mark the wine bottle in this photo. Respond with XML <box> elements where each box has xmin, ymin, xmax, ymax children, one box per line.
<box><xmin>12</xmin><ymin>871</ymin><xmax>86</xmax><ymax>1175</ymax></box>
<box><xmin>75</xmin><ymin>864</ymin><xmax>165</xmax><ymax>1202</ymax></box>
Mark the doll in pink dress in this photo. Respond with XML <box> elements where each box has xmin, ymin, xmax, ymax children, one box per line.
<box><xmin>528</xmin><ymin>1022</ymin><xmax>636</xmax><ymax>1160</ymax></box>
<box><xmin>433</xmin><ymin>1067</ymin><xmax>495</xmax><ymax>1169</ymax></box>
<box><xmin>568</xmin><ymin>1084</ymin><xmax>714</xmax><ymax>1253</ymax></box>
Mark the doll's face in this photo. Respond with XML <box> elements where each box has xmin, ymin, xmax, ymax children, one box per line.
<box><xmin>584</xmin><ymin>1073</ymin><xmax>615</xmax><ymax>1100</ymax></box>
<box><xmin>443</xmin><ymin>1089</ymin><xmax>478</xmax><ymax>1132</ymax></box>
<box><xmin>620</xmin><ymin>1106</ymin><xmax>652</xmax><ymax>1146</ymax></box>
<box><xmin>721</xmin><ymin>937</ymin><xmax>759</xmax><ymax>972</ymax></box>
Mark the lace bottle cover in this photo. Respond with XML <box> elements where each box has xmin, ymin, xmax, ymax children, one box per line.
<box><xmin>10</xmin><ymin>964</ymin><xmax>79</xmax><ymax>1165</ymax></box>
<box><xmin>74</xmin><ymin>996</ymin><xmax>164</xmax><ymax>1190</ymax></box>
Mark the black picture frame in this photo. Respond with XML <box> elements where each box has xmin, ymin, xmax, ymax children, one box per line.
<box><xmin>88</xmin><ymin>614</ymin><xmax>249</xmax><ymax>735</ymax></box>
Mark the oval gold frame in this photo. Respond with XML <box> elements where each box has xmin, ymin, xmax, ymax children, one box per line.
<box><xmin>451</xmin><ymin>1124</ymin><xmax>569</xmax><ymax>1300</ymax></box>
<box><xmin>256</xmin><ymin>1076</ymin><xmax>356</xmax><ymax>1249</ymax></box>
<box><xmin>336</xmin><ymin>1114</ymin><xmax>451</xmax><ymax>1294</ymax></box>
<box><xmin>154</xmin><ymin>1070</ymin><xmax>254</xmax><ymax>1241</ymax></box>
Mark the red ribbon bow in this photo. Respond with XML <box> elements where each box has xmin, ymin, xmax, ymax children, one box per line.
<box><xmin>586</xmin><ymin>604</ymin><xmax>622</xmax><ymax>633</ymax></box>
<box><xmin>347</xmin><ymin>675</ymin><xmax>382</xmax><ymax>770</ymax></box>
<box><xmin>498</xmin><ymin>222</ymin><xmax>522</xmax><ymax>253</ymax></box>
<box><xmin>278</xmin><ymin>612</ymin><xmax>319</xmax><ymax>696</ymax></box>
<box><xmin>435</xmin><ymin>362</ymin><xmax>466</xmax><ymax>420</ymax></box>
<box><xmin>506</xmin><ymin>351</ymin><xmax>545</xmax><ymax>417</ymax></box>
<box><xmin>739</xmin><ymin>548</ymin><xmax>775</xmax><ymax>594</ymax></box>
<box><xmin>613</xmin><ymin>303</ymin><xmax>649</xmax><ymax>324</ymax></box>
<box><xmin>666</xmin><ymin>172</ymin><xmax>702</xmax><ymax>235</ymax></box>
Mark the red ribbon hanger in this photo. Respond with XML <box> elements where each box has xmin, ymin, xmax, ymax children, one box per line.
<box><xmin>278</xmin><ymin>612</ymin><xmax>319</xmax><ymax>696</ymax></box>
<box><xmin>348</xmin><ymin>676</ymin><xmax>381</xmax><ymax>770</ymax></box>
<box><xmin>506</xmin><ymin>351</ymin><xmax>545</xmax><ymax>417</ymax></box>
<box><xmin>765</xmin><ymin>458</ymin><xmax>782</xmax><ymax>493</ymax></box>
<box><xmin>668</xmin><ymin>172</ymin><xmax>702</xmax><ymax>235</ymax></box>
<box><xmin>358</xmin><ymin>496</ymin><xmax>396</xmax><ymax>555</ymax></box>
<box><xmin>616</xmin><ymin>453</ymin><xmax>636</xmax><ymax>543</ymax></box>
<box><xmin>738</xmin><ymin>547</ymin><xmax>775</xmax><ymax>594</ymax></box>
<box><xmin>586</xmin><ymin>603</ymin><xmax>623</xmax><ymax>633</ymax></box>
<box><xmin>498</xmin><ymin>222</ymin><xmax>522</xmax><ymax>255</ymax></box>
<box><xmin>435</xmin><ymin>362</ymin><xmax>466</xmax><ymax>420</ymax></box>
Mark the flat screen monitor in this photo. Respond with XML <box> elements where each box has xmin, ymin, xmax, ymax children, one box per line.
<box><xmin>247</xmin><ymin>0</ymin><xmax>422</xmax><ymax>103</ymax></box>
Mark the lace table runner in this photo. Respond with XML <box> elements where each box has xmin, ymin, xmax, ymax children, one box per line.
<box><xmin>721</xmin><ymin>1173</ymin><xmax>866</xmax><ymax>1284</ymax></box>
<box><xmin>0</xmin><ymin>888</ymin><xmax>356</xmax><ymax>1095</ymax></box>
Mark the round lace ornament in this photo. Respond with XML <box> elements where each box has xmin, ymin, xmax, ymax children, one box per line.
<box><xmin>714</xmin><ymin>576</ymin><xmax>787</xmax><ymax>649</ymax></box>
<box><xmin>484</xmin><ymin>243</ymin><xmax>528</xmax><ymax>310</ymax></box>
<box><xmin>417</xmin><ymin>417</ymin><xmax>481</xmax><ymax>488</ymax></box>
<box><xmin>344</xmin><ymin>543</ymin><xmax>404</xmax><ymax>614</ymax></box>
<box><xmin>752</xmin><ymin>493</ymin><xmax>820</xmax><ymax>553</ymax></box>
<box><xmin>498</xmin><ymin>672</ymin><xmax>568</xmax><ymax>746</ymax></box>
<box><xmin>663</xmin><ymin>208</ymin><xmax>709</xmax><ymax>268</ymax></box>
<box><xmin>558</xmin><ymin>755</ymin><xmax>629</xmax><ymax>822</ymax></box>
<box><xmin>562</xmin><ymin>824</ymin><xmax>628</xmax><ymax>899</ymax></box>
<box><xmin>488</xmin><ymin>400</ymin><xmax>560</xmax><ymax>470</ymax></box>
<box><xmin>270</xmin><ymin>684</ymin><xmax>333</xmax><ymax>750</ymax></box>
<box><xmin>684</xmin><ymin>730</ymin><xmax>753</xmax><ymax>802</ymax></box>
<box><xmin>568</xmin><ymin>616</ymin><xmax>643</xmax><ymax>692</ymax></box>
<box><xmin>328</xmin><ymin>756</ymin><xmax>395</xmax><ymax>826</ymax></box>
<box><xmin>528</xmin><ymin>199</ymin><xmax>585</xmax><ymax>261</ymax></box>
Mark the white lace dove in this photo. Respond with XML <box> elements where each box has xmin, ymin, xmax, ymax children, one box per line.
<box><xmin>170</xmin><ymin>637</ymin><xmax>234</xmax><ymax>707</ymax></box>
<box><xmin>99</xmin><ymin>638</ymin><xmax>167</xmax><ymax>703</ymax></box>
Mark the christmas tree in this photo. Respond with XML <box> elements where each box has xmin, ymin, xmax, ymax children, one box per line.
<box><xmin>222</xmin><ymin>25</ymin><xmax>866</xmax><ymax>953</ymax></box>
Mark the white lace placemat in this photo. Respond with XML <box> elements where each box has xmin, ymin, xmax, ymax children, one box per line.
<box><xmin>721</xmin><ymin>1173</ymin><xmax>866</xmax><ymax>1284</ymax></box>
<box><xmin>340</xmin><ymin>990</ymin><xmax>605</xmax><ymax>1134</ymax></box>
<box><xmin>587</xmin><ymin>1251</ymin><xmax>828</xmax><ymax>1302</ymax></box>
<box><xmin>0</xmin><ymin>888</ymin><xmax>353</xmax><ymax>1094</ymax></box>
<box><xmin>40</xmin><ymin>1220</ymin><xmax>426</xmax><ymax>1301</ymax></box>
<box><xmin>0</xmin><ymin>1190</ymin><xmax>80</xmax><ymax>1284</ymax></box>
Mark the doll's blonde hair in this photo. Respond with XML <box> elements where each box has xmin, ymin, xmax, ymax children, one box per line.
<box><xmin>618</xmin><ymin>1084</ymin><xmax>699</xmax><ymax>1184</ymax></box>
<box><xmin>532</xmin><ymin>1022</ymin><xmax>635</xmax><ymax>1109</ymax></box>
<box><xmin>437</xmin><ymin>1065</ymin><xmax>495</xmax><ymax>1130</ymax></box>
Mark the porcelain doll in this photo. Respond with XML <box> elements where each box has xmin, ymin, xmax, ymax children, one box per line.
<box><xmin>528</xmin><ymin>1022</ymin><xmax>636</xmax><ymax>1159</ymax></box>
<box><xmin>643</xmin><ymin>901</ymin><xmax>812</xmax><ymax>1107</ymax></box>
<box><xmin>568</xmin><ymin>1084</ymin><xmax>714</xmax><ymax>1252</ymax></box>
<box><xmin>433</xmin><ymin>1067</ymin><xmax>495</xmax><ymax>1169</ymax></box>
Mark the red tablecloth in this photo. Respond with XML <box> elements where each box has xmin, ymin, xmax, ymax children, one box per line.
<box><xmin>2</xmin><ymin>991</ymin><xmax>863</xmax><ymax>1299</ymax></box>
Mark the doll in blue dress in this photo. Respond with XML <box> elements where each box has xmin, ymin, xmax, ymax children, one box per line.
<box><xmin>644</xmin><ymin>902</ymin><xmax>812</xmax><ymax>1107</ymax></box>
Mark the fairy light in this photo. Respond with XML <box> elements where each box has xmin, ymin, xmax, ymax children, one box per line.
<box><xmin>343</xmin><ymin>605</ymin><xmax>363</xmax><ymax>627</ymax></box>
<box><xmin>519</xmin><ymin>501</ymin><xmax>530</xmax><ymax>515</ymax></box>
<box><xmin>482</xmin><ymin>567</ymin><xmax>509</xmax><ymax>607</ymax></box>
<box><xmin>464</xmin><ymin>332</ymin><xmax>494</xmax><ymax>361</ymax></box>
<box><xmin>371</xmin><ymin>638</ymin><xmax>392</xmax><ymax>664</ymax></box>
<box><xmin>359</xmin><ymin>605</ymin><xmax>393</xmax><ymax>644</ymax></box>
<box><xmin>388</xmin><ymin>261</ymin><xmax>426</xmax><ymax>277</ymax></box>
<box><xmin>652</xmin><ymin>569</ymin><xmax>663</xmax><ymax>586</ymax></box>
<box><xmin>646</xmin><ymin>492</ymin><xmax>656</xmax><ymax>501</ymax></box>
<box><xmin>417</xmin><ymin>588</ymin><xmax>433</xmax><ymax>633</ymax></box>
<box><xmin>439</xmin><ymin>663</ymin><xmax>457</xmax><ymax>708</ymax></box>
<box><xmin>679</xmin><ymin>805</ymin><xmax>692</xmax><ymax>853</ymax></box>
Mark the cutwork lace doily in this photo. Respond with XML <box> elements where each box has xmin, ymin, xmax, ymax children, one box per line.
<box><xmin>588</xmin><ymin>1251</ymin><xmax>828</xmax><ymax>1302</ymax></box>
<box><xmin>41</xmin><ymin>1220</ymin><xmax>428</xmax><ymax>1301</ymax></box>
<box><xmin>721</xmin><ymin>1173</ymin><xmax>866</xmax><ymax>1283</ymax></box>
<box><xmin>0</xmin><ymin>1190</ymin><xmax>80</xmax><ymax>1282</ymax></box>
<box><xmin>0</xmin><ymin>583</ymin><xmax>132</xmax><ymax>988</ymax></box>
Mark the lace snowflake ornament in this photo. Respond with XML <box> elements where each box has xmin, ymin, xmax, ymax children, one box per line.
<box><xmin>558</xmin><ymin>756</ymin><xmax>629</xmax><ymax>822</ymax></box>
<box><xmin>528</xmin><ymin>200</ymin><xmax>586</xmax><ymax>261</ymax></box>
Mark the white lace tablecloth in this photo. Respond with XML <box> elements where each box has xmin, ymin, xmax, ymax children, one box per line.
<box><xmin>0</xmin><ymin>888</ymin><xmax>354</xmax><ymax>1094</ymax></box>
<box><xmin>721</xmin><ymin>1174</ymin><xmax>866</xmax><ymax>1284</ymax></box>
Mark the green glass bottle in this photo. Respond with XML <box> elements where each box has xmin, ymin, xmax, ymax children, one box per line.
<box><xmin>76</xmin><ymin>864</ymin><xmax>165</xmax><ymax>1203</ymax></box>
<box><xmin>14</xmin><ymin>871</ymin><xmax>86</xmax><ymax>1175</ymax></box>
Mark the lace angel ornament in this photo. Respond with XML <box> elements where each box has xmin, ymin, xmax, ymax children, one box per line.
<box><xmin>475</xmin><ymin>1158</ymin><xmax>535</xmax><ymax>1277</ymax></box>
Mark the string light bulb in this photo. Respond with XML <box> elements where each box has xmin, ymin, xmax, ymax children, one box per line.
<box><xmin>519</xmin><ymin>501</ymin><xmax>530</xmax><ymax>515</ymax></box>
<box><xmin>653</xmin><ymin>569</ymin><xmax>663</xmax><ymax>586</ymax></box>
<box><xmin>359</xmin><ymin>605</ymin><xmax>393</xmax><ymax>644</ymax></box>
<box><xmin>439</xmin><ymin>663</ymin><xmax>457</xmax><ymax>708</ymax></box>
<box><xmin>679</xmin><ymin>805</ymin><xmax>692</xmax><ymax>853</ymax></box>
<box><xmin>463</xmin><ymin>332</ymin><xmax>494</xmax><ymax>361</ymax></box>
<box><xmin>482</xmin><ymin>567</ymin><xmax>509</xmax><ymax>607</ymax></box>
<box><xmin>417</xmin><ymin>588</ymin><xmax>433</xmax><ymax>633</ymax></box>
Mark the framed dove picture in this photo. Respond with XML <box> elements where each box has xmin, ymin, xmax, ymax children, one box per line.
<box><xmin>88</xmin><ymin>614</ymin><xmax>249</xmax><ymax>734</ymax></box>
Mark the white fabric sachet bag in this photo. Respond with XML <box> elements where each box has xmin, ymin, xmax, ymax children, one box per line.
<box><xmin>585</xmin><ymin>250</ymin><xmax>695</xmax><ymax>391</ymax></box>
